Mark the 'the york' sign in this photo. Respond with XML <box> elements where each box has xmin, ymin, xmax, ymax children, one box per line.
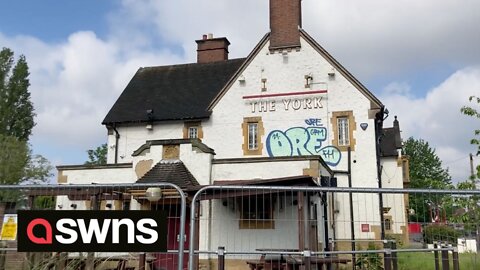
<box><xmin>249</xmin><ymin>97</ymin><xmax>323</xmax><ymax>113</ymax></box>
<box><xmin>243</xmin><ymin>90</ymin><xmax>327</xmax><ymax>113</ymax></box>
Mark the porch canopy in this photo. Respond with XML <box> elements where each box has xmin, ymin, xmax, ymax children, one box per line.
<box><xmin>191</xmin><ymin>175</ymin><xmax>324</xmax><ymax>252</ymax></box>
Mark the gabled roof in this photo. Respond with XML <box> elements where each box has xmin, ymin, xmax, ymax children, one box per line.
<box><xmin>136</xmin><ymin>160</ymin><xmax>199</xmax><ymax>189</ymax></box>
<box><xmin>103</xmin><ymin>29</ymin><xmax>383</xmax><ymax>125</ymax></box>
<box><xmin>102</xmin><ymin>58</ymin><xmax>245</xmax><ymax>125</ymax></box>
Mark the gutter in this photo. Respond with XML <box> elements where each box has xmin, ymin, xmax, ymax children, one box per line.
<box><xmin>375</xmin><ymin>106</ymin><xmax>387</xmax><ymax>240</ymax></box>
<box><xmin>113</xmin><ymin>125</ymin><xmax>120</xmax><ymax>164</ymax></box>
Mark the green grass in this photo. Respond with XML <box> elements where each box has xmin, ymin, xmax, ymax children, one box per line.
<box><xmin>397</xmin><ymin>252</ymin><xmax>480</xmax><ymax>270</ymax></box>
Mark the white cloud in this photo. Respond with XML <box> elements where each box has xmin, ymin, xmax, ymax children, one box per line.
<box><xmin>302</xmin><ymin>0</ymin><xmax>480</xmax><ymax>80</ymax></box>
<box><xmin>0</xmin><ymin>29</ymin><xmax>185</xmax><ymax>165</ymax></box>
<box><xmin>383</xmin><ymin>82</ymin><xmax>412</xmax><ymax>96</ymax></box>
<box><xmin>109</xmin><ymin>0</ymin><xmax>480</xmax><ymax>80</ymax></box>
<box><xmin>380</xmin><ymin>67</ymin><xmax>480</xmax><ymax>182</ymax></box>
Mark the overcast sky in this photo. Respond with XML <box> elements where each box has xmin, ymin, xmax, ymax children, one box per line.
<box><xmin>0</xmin><ymin>0</ymin><xmax>478</xmax><ymax>183</ymax></box>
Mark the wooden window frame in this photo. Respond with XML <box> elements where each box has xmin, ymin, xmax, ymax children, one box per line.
<box><xmin>242</xmin><ymin>117</ymin><xmax>264</xmax><ymax>155</ymax></box>
<box><xmin>331</xmin><ymin>111</ymin><xmax>356</xmax><ymax>151</ymax></box>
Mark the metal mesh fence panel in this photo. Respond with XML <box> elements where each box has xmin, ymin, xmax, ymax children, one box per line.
<box><xmin>189</xmin><ymin>186</ymin><xmax>480</xmax><ymax>270</ymax></box>
<box><xmin>0</xmin><ymin>183</ymin><xmax>186</xmax><ymax>270</ymax></box>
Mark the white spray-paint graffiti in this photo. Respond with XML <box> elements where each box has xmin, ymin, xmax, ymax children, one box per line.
<box><xmin>266</xmin><ymin>118</ymin><xmax>342</xmax><ymax>166</ymax></box>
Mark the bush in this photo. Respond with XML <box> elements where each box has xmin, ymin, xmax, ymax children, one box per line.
<box><xmin>356</xmin><ymin>242</ymin><xmax>383</xmax><ymax>270</ymax></box>
<box><xmin>423</xmin><ymin>224</ymin><xmax>459</xmax><ymax>244</ymax></box>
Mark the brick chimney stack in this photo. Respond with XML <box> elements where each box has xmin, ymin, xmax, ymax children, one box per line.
<box><xmin>269</xmin><ymin>0</ymin><xmax>302</xmax><ymax>50</ymax></box>
<box><xmin>196</xmin><ymin>34</ymin><xmax>230</xmax><ymax>63</ymax></box>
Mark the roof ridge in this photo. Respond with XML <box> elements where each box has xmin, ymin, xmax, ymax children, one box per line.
<box><xmin>159</xmin><ymin>159</ymin><xmax>182</xmax><ymax>164</ymax></box>
<box><xmin>139</xmin><ymin>57</ymin><xmax>247</xmax><ymax>71</ymax></box>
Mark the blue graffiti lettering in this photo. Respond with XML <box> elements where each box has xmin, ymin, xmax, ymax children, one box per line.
<box><xmin>266</xmin><ymin>130</ymin><xmax>293</xmax><ymax>157</ymax></box>
<box><xmin>304</xmin><ymin>118</ymin><xmax>323</xmax><ymax>126</ymax></box>
<box><xmin>320</xmin><ymin>146</ymin><xmax>341</xmax><ymax>166</ymax></box>
<box><xmin>285</xmin><ymin>127</ymin><xmax>311</xmax><ymax>156</ymax></box>
<box><xmin>266</xmin><ymin>125</ymin><xmax>341</xmax><ymax>166</ymax></box>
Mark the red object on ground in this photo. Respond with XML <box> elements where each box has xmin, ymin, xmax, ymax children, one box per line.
<box><xmin>408</xmin><ymin>223</ymin><xmax>422</xmax><ymax>233</ymax></box>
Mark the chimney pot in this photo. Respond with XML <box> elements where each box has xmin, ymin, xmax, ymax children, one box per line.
<box><xmin>202</xmin><ymin>34</ymin><xmax>207</xmax><ymax>40</ymax></box>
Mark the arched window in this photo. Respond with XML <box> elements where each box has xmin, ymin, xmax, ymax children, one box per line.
<box><xmin>384</xmin><ymin>218</ymin><xmax>392</xmax><ymax>231</ymax></box>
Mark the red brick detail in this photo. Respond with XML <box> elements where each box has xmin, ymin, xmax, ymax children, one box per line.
<box><xmin>196</xmin><ymin>37</ymin><xmax>230</xmax><ymax>63</ymax></box>
<box><xmin>269</xmin><ymin>0</ymin><xmax>302</xmax><ymax>49</ymax></box>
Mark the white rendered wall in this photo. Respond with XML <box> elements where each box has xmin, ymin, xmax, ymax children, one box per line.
<box><xmin>212</xmin><ymin>160</ymin><xmax>311</xmax><ymax>180</ymax></box>
<box><xmin>131</xmin><ymin>143</ymin><xmax>213</xmax><ymax>186</ymax></box>
<box><xmin>206</xmin><ymin>199</ymin><xmax>300</xmax><ymax>259</ymax></box>
<box><xmin>61</xmin><ymin>167</ymin><xmax>135</xmax><ymax>184</ymax></box>
<box><xmin>57</xmin><ymin>167</ymin><xmax>135</xmax><ymax>211</ymax></box>
<box><xmin>381</xmin><ymin>157</ymin><xmax>408</xmax><ymax>235</ymax></box>
<box><xmin>179</xmin><ymin>144</ymin><xmax>213</xmax><ymax>185</ymax></box>
<box><xmin>107</xmin><ymin>122</ymin><xmax>184</xmax><ymax>164</ymax></box>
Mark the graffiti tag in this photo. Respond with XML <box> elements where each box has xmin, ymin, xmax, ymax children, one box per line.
<box><xmin>266</xmin><ymin>121</ymin><xmax>341</xmax><ymax>166</ymax></box>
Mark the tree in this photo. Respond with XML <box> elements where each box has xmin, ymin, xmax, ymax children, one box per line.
<box><xmin>0</xmin><ymin>134</ymin><xmax>29</xmax><ymax>185</ymax></box>
<box><xmin>0</xmin><ymin>48</ymin><xmax>52</xmax><ymax>186</ymax></box>
<box><xmin>450</xmin><ymin>179</ymin><xmax>479</xmax><ymax>236</ymax></box>
<box><xmin>450</xmin><ymin>96</ymin><xmax>480</xmax><ymax>239</ymax></box>
<box><xmin>0</xmin><ymin>47</ymin><xmax>35</xmax><ymax>141</ymax></box>
<box><xmin>85</xmin><ymin>143</ymin><xmax>108</xmax><ymax>165</ymax></box>
<box><xmin>461</xmin><ymin>95</ymin><xmax>480</xmax><ymax>179</ymax></box>
<box><xmin>404</xmin><ymin>137</ymin><xmax>452</xmax><ymax>223</ymax></box>
<box><xmin>24</xmin><ymin>155</ymin><xmax>54</xmax><ymax>184</ymax></box>
<box><xmin>0</xmin><ymin>135</ymin><xmax>53</xmax><ymax>185</ymax></box>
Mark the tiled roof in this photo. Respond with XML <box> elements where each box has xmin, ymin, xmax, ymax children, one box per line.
<box><xmin>102</xmin><ymin>58</ymin><xmax>246</xmax><ymax>124</ymax></box>
<box><xmin>136</xmin><ymin>160</ymin><xmax>199</xmax><ymax>189</ymax></box>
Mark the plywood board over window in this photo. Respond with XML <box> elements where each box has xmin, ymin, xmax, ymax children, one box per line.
<box><xmin>238</xmin><ymin>196</ymin><xmax>275</xmax><ymax>229</ymax></box>
<box><xmin>183</xmin><ymin>121</ymin><xmax>203</xmax><ymax>139</ymax></box>
<box><xmin>242</xmin><ymin>117</ymin><xmax>264</xmax><ymax>155</ymax></box>
<box><xmin>331</xmin><ymin>111</ymin><xmax>356</xmax><ymax>151</ymax></box>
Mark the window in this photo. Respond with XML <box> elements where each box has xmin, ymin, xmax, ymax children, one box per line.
<box><xmin>331</xmin><ymin>111</ymin><xmax>356</xmax><ymax>151</ymax></box>
<box><xmin>183</xmin><ymin>121</ymin><xmax>203</xmax><ymax>140</ymax></box>
<box><xmin>242</xmin><ymin>117</ymin><xmax>264</xmax><ymax>155</ymax></box>
<box><xmin>188</xmin><ymin>126</ymin><xmax>198</xmax><ymax>139</ymax></box>
<box><xmin>239</xmin><ymin>196</ymin><xmax>274</xmax><ymax>229</ymax></box>
<box><xmin>384</xmin><ymin>217</ymin><xmax>392</xmax><ymax>231</ymax></box>
<box><xmin>337</xmin><ymin>117</ymin><xmax>350</xmax><ymax>146</ymax></box>
<box><xmin>4</xmin><ymin>202</ymin><xmax>16</xmax><ymax>214</ymax></box>
<box><xmin>248</xmin><ymin>123</ymin><xmax>258</xmax><ymax>150</ymax></box>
